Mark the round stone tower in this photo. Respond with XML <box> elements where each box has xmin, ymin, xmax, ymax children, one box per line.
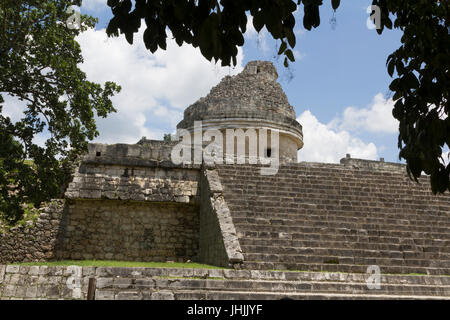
<box><xmin>176</xmin><ymin>60</ymin><xmax>303</xmax><ymax>162</ymax></box>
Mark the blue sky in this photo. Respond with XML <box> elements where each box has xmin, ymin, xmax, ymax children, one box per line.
<box><xmin>74</xmin><ymin>1</ymin><xmax>404</xmax><ymax>163</ymax></box>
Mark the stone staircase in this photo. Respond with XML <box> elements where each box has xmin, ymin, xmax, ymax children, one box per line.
<box><xmin>215</xmin><ymin>163</ymin><xmax>450</xmax><ymax>276</ymax></box>
<box><xmin>92</xmin><ymin>268</ymin><xmax>450</xmax><ymax>300</ymax></box>
<box><xmin>3</xmin><ymin>265</ymin><xmax>449</xmax><ymax>300</ymax></box>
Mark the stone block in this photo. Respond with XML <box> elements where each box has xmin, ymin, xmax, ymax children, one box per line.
<box><xmin>9</xmin><ymin>274</ymin><xmax>21</xmax><ymax>285</ymax></box>
<box><xmin>135</xmin><ymin>279</ymin><xmax>154</xmax><ymax>289</ymax></box>
<box><xmin>3</xmin><ymin>285</ymin><xmax>16</xmax><ymax>297</ymax></box>
<box><xmin>46</xmin><ymin>284</ymin><xmax>61</xmax><ymax>299</ymax></box>
<box><xmin>0</xmin><ymin>265</ymin><xmax>5</xmax><ymax>283</ymax></box>
<box><xmin>113</xmin><ymin>278</ymin><xmax>133</xmax><ymax>289</ymax></box>
<box><xmin>208</xmin><ymin>269</ymin><xmax>224</xmax><ymax>279</ymax></box>
<box><xmin>115</xmin><ymin>291</ymin><xmax>142</xmax><ymax>300</ymax></box>
<box><xmin>151</xmin><ymin>290</ymin><xmax>174</xmax><ymax>300</ymax></box>
<box><xmin>19</xmin><ymin>266</ymin><xmax>29</xmax><ymax>275</ymax></box>
<box><xmin>46</xmin><ymin>276</ymin><xmax>62</xmax><ymax>285</ymax></box>
<box><xmin>28</xmin><ymin>266</ymin><xmax>40</xmax><ymax>276</ymax></box>
<box><xmin>82</xmin><ymin>267</ymin><xmax>96</xmax><ymax>277</ymax></box>
<box><xmin>36</xmin><ymin>284</ymin><xmax>48</xmax><ymax>298</ymax></box>
<box><xmin>38</xmin><ymin>266</ymin><xmax>49</xmax><ymax>275</ymax></box>
<box><xmin>95</xmin><ymin>290</ymin><xmax>115</xmax><ymax>300</ymax></box>
<box><xmin>96</xmin><ymin>267</ymin><xmax>113</xmax><ymax>277</ymax></box>
<box><xmin>96</xmin><ymin>277</ymin><xmax>114</xmax><ymax>289</ymax></box>
<box><xmin>25</xmin><ymin>285</ymin><xmax>38</xmax><ymax>299</ymax></box>
<box><xmin>15</xmin><ymin>286</ymin><xmax>26</xmax><ymax>298</ymax></box>
<box><xmin>5</xmin><ymin>265</ymin><xmax>20</xmax><ymax>274</ymax></box>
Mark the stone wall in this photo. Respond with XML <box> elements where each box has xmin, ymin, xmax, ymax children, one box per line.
<box><xmin>0</xmin><ymin>139</ymin><xmax>204</xmax><ymax>265</ymax></box>
<box><xmin>60</xmin><ymin>142</ymin><xmax>203</xmax><ymax>263</ymax></box>
<box><xmin>66</xmin><ymin>162</ymin><xmax>200</xmax><ymax>204</ymax></box>
<box><xmin>56</xmin><ymin>200</ymin><xmax>199</xmax><ymax>262</ymax></box>
<box><xmin>0</xmin><ymin>200</ymin><xmax>65</xmax><ymax>264</ymax></box>
<box><xmin>340</xmin><ymin>155</ymin><xmax>406</xmax><ymax>172</ymax></box>
<box><xmin>0</xmin><ymin>265</ymin><xmax>89</xmax><ymax>300</ymax></box>
<box><xmin>177</xmin><ymin>61</ymin><xmax>300</xmax><ymax>131</ymax></box>
<box><xmin>198</xmin><ymin>169</ymin><xmax>243</xmax><ymax>268</ymax></box>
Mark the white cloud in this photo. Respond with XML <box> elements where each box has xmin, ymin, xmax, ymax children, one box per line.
<box><xmin>293</xmin><ymin>49</ymin><xmax>305</xmax><ymax>60</ymax></box>
<box><xmin>1</xmin><ymin>94</ymin><xmax>26</xmax><ymax>123</ymax></box>
<box><xmin>76</xmin><ymin>27</ymin><xmax>244</xmax><ymax>144</ymax></box>
<box><xmin>329</xmin><ymin>93</ymin><xmax>398</xmax><ymax>134</ymax></box>
<box><xmin>295</xmin><ymin>27</ymin><xmax>306</xmax><ymax>37</ymax></box>
<box><xmin>297</xmin><ymin>110</ymin><xmax>378</xmax><ymax>163</ymax></box>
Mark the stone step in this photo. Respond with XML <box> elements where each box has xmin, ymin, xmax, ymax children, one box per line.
<box><xmin>221</xmin><ymin>181</ymin><xmax>440</xmax><ymax>192</ymax></box>
<box><xmin>233</xmin><ymin>222</ymin><xmax>450</xmax><ymax>239</ymax></box>
<box><xmin>237</xmin><ymin>230</ymin><xmax>449</xmax><ymax>245</ymax></box>
<box><xmin>231</xmin><ymin>215</ymin><xmax>450</xmax><ymax>231</ymax></box>
<box><xmin>216</xmin><ymin>167</ymin><xmax>426</xmax><ymax>182</ymax></box>
<box><xmin>227</xmin><ymin>204</ymin><xmax>449</xmax><ymax>223</ymax></box>
<box><xmin>242</xmin><ymin>261</ymin><xmax>450</xmax><ymax>275</ymax></box>
<box><xmin>96</xmin><ymin>289</ymin><xmax>450</xmax><ymax>300</ymax></box>
<box><xmin>240</xmin><ymin>244</ymin><xmax>450</xmax><ymax>260</ymax></box>
<box><xmin>95</xmin><ymin>267</ymin><xmax>450</xmax><ymax>286</ymax></box>
<box><xmin>219</xmin><ymin>174</ymin><xmax>445</xmax><ymax>190</ymax></box>
<box><xmin>219</xmin><ymin>178</ymin><xmax>436</xmax><ymax>192</ymax></box>
<box><xmin>227</xmin><ymin>199</ymin><xmax>449</xmax><ymax>216</ymax></box>
<box><xmin>215</xmin><ymin>165</ymin><xmax>450</xmax><ymax>280</ymax></box>
<box><xmin>242</xmin><ymin>252</ymin><xmax>450</xmax><ymax>269</ymax></box>
<box><xmin>239</xmin><ymin>238</ymin><xmax>450</xmax><ymax>254</ymax></box>
<box><xmin>236</xmin><ymin>230</ymin><xmax>449</xmax><ymax>248</ymax></box>
<box><xmin>94</xmin><ymin>277</ymin><xmax>450</xmax><ymax>299</ymax></box>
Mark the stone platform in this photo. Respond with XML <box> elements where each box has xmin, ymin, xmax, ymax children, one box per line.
<box><xmin>1</xmin><ymin>265</ymin><xmax>449</xmax><ymax>300</ymax></box>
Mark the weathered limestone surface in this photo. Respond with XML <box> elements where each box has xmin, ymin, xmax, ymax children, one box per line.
<box><xmin>176</xmin><ymin>61</ymin><xmax>303</xmax><ymax>162</ymax></box>
<box><xmin>340</xmin><ymin>155</ymin><xmax>406</xmax><ymax>172</ymax></box>
<box><xmin>0</xmin><ymin>200</ymin><xmax>65</xmax><ymax>264</ymax></box>
<box><xmin>198</xmin><ymin>169</ymin><xmax>243</xmax><ymax>268</ymax></box>
<box><xmin>216</xmin><ymin>161</ymin><xmax>450</xmax><ymax>275</ymax></box>
<box><xmin>66</xmin><ymin>156</ymin><xmax>200</xmax><ymax>204</ymax></box>
<box><xmin>177</xmin><ymin>61</ymin><xmax>301</xmax><ymax>134</ymax></box>
<box><xmin>1</xmin><ymin>266</ymin><xmax>449</xmax><ymax>300</ymax></box>
<box><xmin>0</xmin><ymin>140</ymin><xmax>204</xmax><ymax>265</ymax></box>
<box><xmin>56</xmin><ymin>200</ymin><xmax>199</xmax><ymax>262</ymax></box>
<box><xmin>2</xmin><ymin>60</ymin><xmax>450</xmax><ymax>300</ymax></box>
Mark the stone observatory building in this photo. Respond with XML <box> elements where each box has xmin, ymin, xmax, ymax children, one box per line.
<box><xmin>176</xmin><ymin>61</ymin><xmax>303</xmax><ymax>163</ymax></box>
<box><xmin>0</xmin><ymin>61</ymin><xmax>450</xmax><ymax>300</ymax></box>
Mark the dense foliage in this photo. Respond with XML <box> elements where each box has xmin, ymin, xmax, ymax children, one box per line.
<box><xmin>0</xmin><ymin>0</ymin><xmax>121</xmax><ymax>224</ymax></box>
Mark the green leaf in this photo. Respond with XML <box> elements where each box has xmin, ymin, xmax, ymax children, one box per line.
<box><xmin>387</xmin><ymin>59</ymin><xmax>395</xmax><ymax>77</ymax></box>
<box><xmin>405</xmin><ymin>73</ymin><xmax>419</xmax><ymax>89</ymax></box>
<box><xmin>253</xmin><ymin>11</ymin><xmax>265</xmax><ymax>32</ymax></box>
<box><xmin>286</xmin><ymin>30</ymin><xmax>296</xmax><ymax>48</ymax></box>
<box><xmin>278</xmin><ymin>41</ymin><xmax>287</xmax><ymax>55</ymax></box>
<box><xmin>107</xmin><ymin>0</ymin><xmax>120</xmax><ymax>7</ymax></box>
<box><xmin>285</xmin><ymin>49</ymin><xmax>295</xmax><ymax>62</ymax></box>
<box><xmin>331</xmin><ymin>0</ymin><xmax>340</xmax><ymax>10</ymax></box>
<box><xmin>125</xmin><ymin>32</ymin><xmax>133</xmax><ymax>44</ymax></box>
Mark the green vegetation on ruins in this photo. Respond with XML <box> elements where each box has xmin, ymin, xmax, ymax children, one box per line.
<box><xmin>12</xmin><ymin>260</ymin><xmax>225</xmax><ymax>269</ymax></box>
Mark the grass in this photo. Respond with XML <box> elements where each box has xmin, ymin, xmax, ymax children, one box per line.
<box><xmin>12</xmin><ymin>260</ymin><xmax>225</xmax><ymax>269</ymax></box>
